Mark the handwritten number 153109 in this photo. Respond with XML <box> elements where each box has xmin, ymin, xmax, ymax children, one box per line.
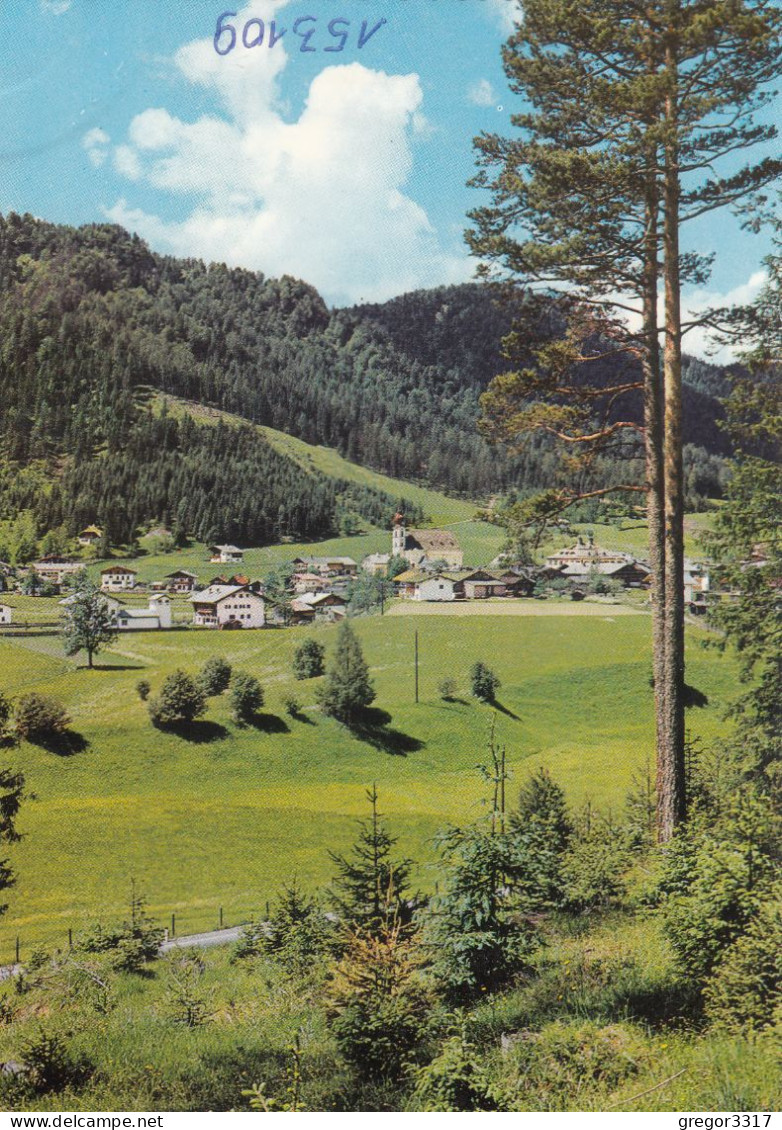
<box><xmin>214</xmin><ymin>11</ymin><xmax>388</xmax><ymax>55</ymax></box>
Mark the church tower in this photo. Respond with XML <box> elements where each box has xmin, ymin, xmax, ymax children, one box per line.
<box><xmin>392</xmin><ymin>512</ymin><xmax>406</xmax><ymax>557</ymax></box>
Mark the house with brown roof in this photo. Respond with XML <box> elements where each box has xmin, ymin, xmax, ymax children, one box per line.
<box><xmin>391</xmin><ymin>514</ymin><xmax>463</xmax><ymax>569</ymax></box>
<box><xmin>78</xmin><ymin>525</ymin><xmax>103</xmax><ymax>546</ymax></box>
<box><xmin>100</xmin><ymin>565</ymin><xmax>138</xmax><ymax>592</ymax></box>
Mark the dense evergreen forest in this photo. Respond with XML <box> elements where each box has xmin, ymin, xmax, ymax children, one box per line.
<box><xmin>0</xmin><ymin>212</ymin><xmax>737</xmax><ymax>544</ymax></box>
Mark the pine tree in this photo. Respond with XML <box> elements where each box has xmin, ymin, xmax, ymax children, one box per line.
<box><xmin>317</xmin><ymin>620</ymin><xmax>375</xmax><ymax>724</ymax></box>
<box><xmin>328</xmin><ymin>786</ymin><xmax>414</xmax><ymax>937</ymax></box>
<box><xmin>61</xmin><ymin>575</ymin><xmax>118</xmax><ymax>669</ymax></box>
<box><xmin>468</xmin><ymin>0</ymin><xmax>782</xmax><ymax>839</ymax></box>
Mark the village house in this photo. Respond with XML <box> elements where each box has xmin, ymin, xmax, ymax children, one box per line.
<box><xmin>362</xmin><ymin>553</ymin><xmax>391</xmax><ymax>576</ymax></box>
<box><xmin>391</xmin><ymin>514</ymin><xmax>463</xmax><ymax>570</ymax></box>
<box><xmin>78</xmin><ymin>525</ymin><xmax>103</xmax><ymax>547</ymax></box>
<box><xmin>291</xmin><ymin>556</ymin><xmax>358</xmax><ymax>577</ymax></box>
<box><xmin>191</xmin><ymin>584</ymin><xmax>265</xmax><ymax>629</ymax></box>
<box><xmin>100</xmin><ymin>564</ymin><xmax>138</xmax><ymax>592</ymax></box>
<box><xmin>208</xmin><ymin>544</ymin><xmax>244</xmax><ymax>565</ymax></box>
<box><xmin>292</xmin><ymin>572</ymin><xmax>331</xmax><ymax>594</ymax></box>
<box><xmin>291</xmin><ymin>591</ymin><xmax>347</xmax><ymax>622</ymax></box>
<box><xmin>545</xmin><ymin>537</ymin><xmax>632</xmax><ymax>570</ymax></box>
<box><xmin>116</xmin><ymin>595</ymin><xmax>172</xmax><ymax>631</ymax></box>
<box><xmin>411</xmin><ymin>573</ymin><xmax>462</xmax><ymax>602</ymax></box>
<box><xmin>164</xmin><ymin>569</ymin><xmax>199</xmax><ymax>593</ymax></box>
<box><xmin>684</xmin><ymin>559</ymin><xmax>710</xmax><ymax>612</ymax></box>
<box><xmin>32</xmin><ymin>555</ymin><xmax>83</xmax><ymax>586</ymax></box>
<box><xmin>0</xmin><ymin>604</ymin><xmax>12</xmax><ymax>625</ymax></box>
<box><xmin>60</xmin><ymin>593</ymin><xmax>120</xmax><ymax>613</ymax></box>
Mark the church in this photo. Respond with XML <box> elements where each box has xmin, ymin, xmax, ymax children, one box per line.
<box><xmin>392</xmin><ymin>513</ymin><xmax>463</xmax><ymax>570</ymax></box>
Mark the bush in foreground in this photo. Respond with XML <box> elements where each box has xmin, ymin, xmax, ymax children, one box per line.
<box><xmin>15</xmin><ymin>694</ymin><xmax>71</xmax><ymax>742</ymax></box>
<box><xmin>148</xmin><ymin>671</ymin><xmax>207</xmax><ymax>728</ymax></box>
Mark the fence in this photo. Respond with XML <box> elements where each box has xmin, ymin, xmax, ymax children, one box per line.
<box><xmin>2</xmin><ymin>899</ymin><xmax>277</xmax><ymax>968</ymax></box>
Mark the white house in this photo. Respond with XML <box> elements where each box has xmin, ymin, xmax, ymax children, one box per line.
<box><xmin>100</xmin><ymin>565</ymin><xmax>138</xmax><ymax>592</ymax></box>
<box><xmin>413</xmin><ymin>575</ymin><xmax>459</xmax><ymax>602</ymax></box>
<box><xmin>208</xmin><ymin>544</ymin><xmax>244</xmax><ymax>565</ymax></box>
<box><xmin>116</xmin><ymin>595</ymin><xmax>172</xmax><ymax>631</ymax></box>
<box><xmin>0</xmin><ymin>604</ymin><xmax>12</xmax><ymax>625</ymax></box>
<box><xmin>191</xmin><ymin>585</ymin><xmax>265</xmax><ymax>628</ymax></box>
<box><xmin>60</xmin><ymin>593</ymin><xmax>120</xmax><ymax>612</ymax></box>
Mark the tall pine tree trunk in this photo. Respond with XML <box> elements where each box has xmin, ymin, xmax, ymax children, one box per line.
<box><xmin>642</xmin><ymin>182</ymin><xmax>667</xmax><ymax>822</ymax></box>
<box><xmin>659</xmin><ymin>18</ymin><xmax>687</xmax><ymax>841</ymax></box>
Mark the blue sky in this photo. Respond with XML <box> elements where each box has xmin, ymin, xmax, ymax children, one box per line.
<box><xmin>0</xmin><ymin>0</ymin><xmax>777</xmax><ymax>351</ymax></box>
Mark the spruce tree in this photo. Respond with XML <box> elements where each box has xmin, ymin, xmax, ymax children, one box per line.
<box><xmin>317</xmin><ymin>620</ymin><xmax>375</xmax><ymax>724</ymax></box>
<box><xmin>328</xmin><ymin>786</ymin><xmax>414</xmax><ymax>937</ymax></box>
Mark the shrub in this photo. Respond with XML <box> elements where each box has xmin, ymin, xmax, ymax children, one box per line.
<box><xmin>469</xmin><ymin>662</ymin><xmax>500</xmax><ymax>702</ymax></box>
<box><xmin>164</xmin><ymin>952</ymin><xmax>211</xmax><ymax>1027</ymax></box>
<box><xmin>412</xmin><ymin>1031</ymin><xmax>506</xmax><ymax>1111</ymax></box>
<box><xmin>76</xmin><ymin>890</ymin><xmax>163</xmax><ymax>973</ymax></box>
<box><xmin>438</xmin><ymin>677</ymin><xmax>458</xmax><ymax>701</ymax></box>
<box><xmin>230</xmin><ymin>672</ymin><xmax>264</xmax><ymax>724</ymax></box>
<box><xmin>15</xmin><ymin>694</ymin><xmax>71</xmax><ymax>742</ymax></box>
<box><xmin>506</xmin><ymin>1020</ymin><xmax>648</xmax><ymax>1106</ymax></box>
<box><xmin>0</xmin><ymin>692</ymin><xmax>15</xmax><ymax>745</ymax></box>
<box><xmin>148</xmin><ymin>670</ymin><xmax>206</xmax><ymax>728</ymax></box>
<box><xmin>135</xmin><ymin>679</ymin><xmax>151</xmax><ymax>701</ymax></box>
<box><xmin>704</xmin><ymin>895</ymin><xmax>782</xmax><ymax>1032</ymax></box>
<box><xmin>292</xmin><ymin>637</ymin><xmax>325</xmax><ymax>680</ymax></box>
<box><xmin>19</xmin><ymin>1031</ymin><xmax>92</xmax><ymax>1094</ymax></box>
<box><xmin>561</xmin><ymin>813</ymin><xmax>630</xmax><ymax>912</ymax></box>
<box><xmin>199</xmin><ymin>656</ymin><xmax>232</xmax><ymax>696</ymax></box>
<box><xmin>282</xmin><ymin>695</ymin><xmax>301</xmax><ymax>717</ymax></box>
<box><xmin>662</xmin><ymin>796</ymin><xmax>778</xmax><ymax>985</ymax></box>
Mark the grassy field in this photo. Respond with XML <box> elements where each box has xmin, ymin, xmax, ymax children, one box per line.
<box><xmin>0</xmin><ymin>609</ymin><xmax>738</xmax><ymax>959</ymax></box>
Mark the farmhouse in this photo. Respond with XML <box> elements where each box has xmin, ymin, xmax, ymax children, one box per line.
<box><xmin>33</xmin><ymin>556</ymin><xmax>83</xmax><ymax>585</ymax></box>
<box><xmin>392</xmin><ymin>514</ymin><xmax>463</xmax><ymax>569</ymax></box>
<box><xmin>292</xmin><ymin>591</ymin><xmax>347</xmax><ymax>621</ymax></box>
<box><xmin>461</xmin><ymin>569</ymin><xmax>512</xmax><ymax>599</ymax></box>
<box><xmin>545</xmin><ymin>538</ymin><xmax>632</xmax><ymax>570</ymax></box>
<box><xmin>292</xmin><ymin>572</ymin><xmax>330</xmax><ymax>594</ymax></box>
<box><xmin>60</xmin><ymin>593</ymin><xmax>120</xmax><ymax>612</ymax></box>
<box><xmin>164</xmin><ymin>569</ymin><xmax>198</xmax><ymax>593</ymax></box>
<box><xmin>191</xmin><ymin>584</ymin><xmax>265</xmax><ymax>628</ymax></box>
<box><xmin>116</xmin><ymin>595</ymin><xmax>172</xmax><ymax>631</ymax></box>
<box><xmin>100</xmin><ymin>565</ymin><xmax>138</xmax><ymax>592</ymax></box>
<box><xmin>0</xmin><ymin>604</ymin><xmax>12</xmax><ymax>625</ymax></box>
<box><xmin>209</xmin><ymin>544</ymin><xmax>244</xmax><ymax>564</ymax></box>
<box><xmin>291</xmin><ymin>556</ymin><xmax>358</xmax><ymax>577</ymax></box>
<box><xmin>78</xmin><ymin>525</ymin><xmax>103</xmax><ymax>546</ymax></box>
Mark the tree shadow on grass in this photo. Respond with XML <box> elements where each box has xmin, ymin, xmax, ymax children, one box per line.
<box><xmin>30</xmin><ymin>730</ymin><xmax>89</xmax><ymax>757</ymax></box>
<box><xmin>489</xmin><ymin>698</ymin><xmax>520</xmax><ymax>720</ymax></box>
<box><xmin>249</xmin><ymin>713</ymin><xmax>290</xmax><ymax>734</ymax></box>
<box><xmin>89</xmin><ymin>663</ymin><xmax>146</xmax><ymax>672</ymax></box>
<box><xmin>683</xmin><ymin>683</ymin><xmax>709</xmax><ymax>709</ymax></box>
<box><xmin>442</xmin><ymin>696</ymin><xmax>470</xmax><ymax>706</ymax></box>
<box><xmin>163</xmin><ymin>720</ymin><xmax>230</xmax><ymax>743</ymax></box>
<box><xmin>346</xmin><ymin>706</ymin><xmax>425</xmax><ymax>757</ymax></box>
<box><xmin>289</xmin><ymin>710</ymin><xmax>315</xmax><ymax>725</ymax></box>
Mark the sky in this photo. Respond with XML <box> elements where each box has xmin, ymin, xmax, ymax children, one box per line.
<box><xmin>0</xmin><ymin>0</ymin><xmax>778</xmax><ymax>354</ymax></box>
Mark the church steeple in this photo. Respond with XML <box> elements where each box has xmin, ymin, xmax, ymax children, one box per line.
<box><xmin>392</xmin><ymin>512</ymin><xmax>406</xmax><ymax>557</ymax></box>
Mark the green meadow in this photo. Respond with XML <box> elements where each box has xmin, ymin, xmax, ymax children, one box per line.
<box><xmin>0</xmin><ymin>609</ymin><xmax>737</xmax><ymax>959</ymax></box>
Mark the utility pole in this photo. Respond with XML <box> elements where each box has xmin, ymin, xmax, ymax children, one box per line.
<box><xmin>414</xmin><ymin>630</ymin><xmax>419</xmax><ymax>704</ymax></box>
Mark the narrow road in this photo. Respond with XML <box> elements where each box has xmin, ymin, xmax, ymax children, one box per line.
<box><xmin>0</xmin><ymin>923</ymin><xmax>250</xmax><ymax>979</ymax></box>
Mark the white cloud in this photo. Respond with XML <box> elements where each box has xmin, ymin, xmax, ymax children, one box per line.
<box><xmin>82</xmin><ymin>127</ymin><xmax>110</xmax><ymax>168</ymax></box>
<box><xmin>104</xmin><ymin>0</ymin><xmax>467</xmax><ymax>303</ymax></box>
<box><xmin>41</xmin><ymin>0</ymin><xmax>72</xmax><ymax>13</ymax></box>
<box><xmin>487</xmin><ymin>0</ymin><xmax>521</xmax><ymax>35</ymax></box>
<box><xmin>468</xmin><ymin>79</ymin><xmax>496</xmax><ymax>107</ymax></box>
<box><xmin>682</xmin><ymin>270</ymin><xmax>767</xmax><ymax>361</ymax></box>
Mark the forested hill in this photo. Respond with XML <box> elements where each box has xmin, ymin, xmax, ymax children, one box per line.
<box><xmin>0</xmin><ymin>212</ymin><xmax>735</xmax><ymax>544</ymax></box>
